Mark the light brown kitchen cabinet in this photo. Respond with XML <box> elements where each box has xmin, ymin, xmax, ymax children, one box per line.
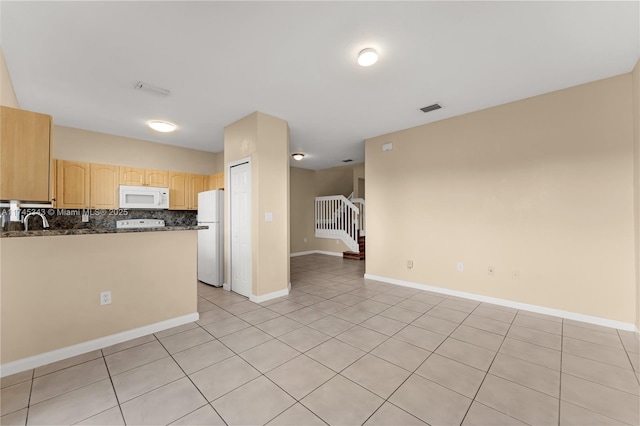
<box><xmin>208</xmin><ymin>172</ymin><xmax>224</xmax><ymax>190</ymax></box>
<box><xmin>90</xmin><ymin>163</ymin><xmax>118</xmax><ymax>209</ymax></box>
<box><xmin>168</xmin><ymin>172</ymin><xmax>189</xmax><ymax>210</ymax></box>
<box><xmin>119</xmin><ymin>167</ymin><xmax>145</xmax><ymax>186</ymax></box>
<box><xmin>145</xmin><ymin>169</ymin><xmax>169</xmax><ymax>187</ymax></box>
<box><xmin>169</xmin><ymin>172</ymin><xmax>208</xmax><ymax>210</ymax></box>
<box><xmin>0</xmin><ymin>106</ymin><xmax>53</xmax><ymax>202</ymax></box>
<box><xmin>188</xmin><ymin>174</ymin><xmax>208</xmax><ymax>210</ymax></box>
<box><xmin>56</xmin><ymin>160</ymin><xmax>90</xmax><ymax>208</ymax></box>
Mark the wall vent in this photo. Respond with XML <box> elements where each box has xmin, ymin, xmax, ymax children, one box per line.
<box><xmin>420</xmin><ymin>103</ymin><xmax>441</xmax><ymax>113</ymax></box>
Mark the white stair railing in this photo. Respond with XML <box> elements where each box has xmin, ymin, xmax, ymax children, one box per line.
<box><xmin>315</xmin><ymin>195</ymin><xmax>361</xmax><ymax>252</ymax></box>
<box><xmin>351</xmin><ymin>198</ymin><xmax>365</xmax><ymax>236</ymax></box>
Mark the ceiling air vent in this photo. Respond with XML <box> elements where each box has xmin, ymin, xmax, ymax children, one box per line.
<box><xmin>134</xmin><ymin>81</ymin><xmax>171</xmax><ymax>96</ymax></box>
<box><xmin>342</xmin><ymin>159</ymin><xmax>353</xmax><ymax>163</ymax></box>
<box><xmin>420</xmin><ymin>103</ymin><xmax>441</xmax><ymax>113</ymax></box>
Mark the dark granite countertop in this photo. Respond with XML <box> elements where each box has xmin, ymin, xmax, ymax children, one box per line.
<box><xmin>0</xmin><ymin>226</ymin><xmax>208</xmax><ymax>238</ymax></box>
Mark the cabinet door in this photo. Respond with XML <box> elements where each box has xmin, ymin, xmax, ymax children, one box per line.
<box><xmin>208</xmin><ymin>172</ymin><xmax>224</xmax><ymax>190</ymax></box>
<box><xmin>119</xmin><ymin>167</ymin><xmax>145</xmax><ymax>186</ymax></box>
<box><xmin>145</xmin><ymin>169</ymin><xmax>169</xmax><ymax>187</ymax></box>
<box><xmin>0</xmin><ymin>106</ymin><xmax>52</xmax><ymax>201</ymax></box>
<box><xmin>56</xmin><ymin>160</ymin><xmax>90</xmax><ymax>208</ymax></box>
<box><xmin>168</xmin><ymin>172</ymin><xmax>188</xmax><ymax>210</ymax></box>
<box><xmin>90</xmin><ymin>163</ymin><xmax>118</xmax><ymax>209</ymax></box>
<box><xmin>188</xmin><ymin>174</ymin><xmax>207</xmax><ymax>210</ymax></box>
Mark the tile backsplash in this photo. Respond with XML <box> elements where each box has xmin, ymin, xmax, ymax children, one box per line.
<box><xmin>3</xmin><ymin>208</ymin><xmax>197</xmax><ymax>232</ymax></box>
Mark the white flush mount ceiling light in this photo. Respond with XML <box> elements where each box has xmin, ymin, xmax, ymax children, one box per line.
<box><xmin>292</xmin><ymin>153</ymin><xmax>305</xmax><ymax>161</ymax></box>
<box><xmin>357</xmin><ymin>48</ymin><xmax>378</xmax><ymax>67</ymax></box>
<box><xmin>148</xmin><ymin>120</ymin><xmax>176</xmax><ymax>133</ymax></box>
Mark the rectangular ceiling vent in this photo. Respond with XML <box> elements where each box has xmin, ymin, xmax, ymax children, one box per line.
<box><xmin>134</xmin><ymin>81</ymin><xmax>171</xmax><ymax>96</ymax></box>
<box><xmin>420</xmin><ymin>103</ymin><xmax>441</xmax><ymax>113</ymax></box>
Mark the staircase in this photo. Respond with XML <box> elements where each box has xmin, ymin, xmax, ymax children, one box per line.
<box><xmin>315</xmin><ymin>195</ymin><xmax>365</xmax><ymax>260</ymax></box>
<box><xmin>343</xmin><ymin>232</ymin><xmax>365</xmax><ymax>260</ymax></box>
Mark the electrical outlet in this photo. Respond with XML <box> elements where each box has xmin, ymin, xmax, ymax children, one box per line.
<box><xmin>82</xmin><ymin>211</ymin><xmax>89</xmax><ymax>223</ymax></box>
<box><xmin>100</xmin><ymin>291</ymin><xmax>111</xmax><ymax>305</ymax></box>
<box><xmin>407</xmin><ymin>260</ymin><xmax>413</xmax><ymax>269</ymax></box>
<box><xmin>488</xmin><ymin>266</ymin><xmax>495</xmax><ymax>275</ymax></box>
<box><xmin>512</xmin><ymin>271</ymin><xmax>520</xmax><ymax>280</ymax></box>
<box><xmin>456</xmin><ymin>262</ymin><xmax>464</xmax><ymax>272</ymax></box>
<box><xmin>304</xmin><ymin>237</ymin><xmax>307</xmax><ymax>243</ymax></box>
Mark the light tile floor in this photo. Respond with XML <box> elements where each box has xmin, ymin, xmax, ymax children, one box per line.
<box><xmin>2</xmin><ymin>254</ymin><xmax>639</xmax><ymax>425</ymax></box>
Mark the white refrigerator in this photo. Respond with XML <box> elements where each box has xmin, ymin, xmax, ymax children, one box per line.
<box><xmin>197</xmin><ymin>190</ymin><xmax>224</xmax><ymax>287</ymax></box>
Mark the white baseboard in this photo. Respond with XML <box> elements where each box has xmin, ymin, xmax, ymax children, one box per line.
<box><xmin>250</xmin><ymin>283</ymin><xmax>291</xmax><ymax>303</ymax></box>
<box><xmin>290</xmin><ymin>250</ymin><xmax>344</xmax><ymax>258</ymax></box>
<box><xmin>364</xmin><ymin>274</ymin><xmax>638</xmax><ymax>332</ymax></box>
<box><xmin>222</xmin><ymin>282</ymin><xmax>230</xmax><ymax>291</ymax></box>
<box><xmin>315</xmin><ymin>250</ymin><xmax>344</xmax><ymax>257</ymax></box>
<box><xmin>0</xmin><ymin>312</ymin><xmax>200</xmax><ymax>378</ymax></box>
<box><xmin>290</xmin><ymin>250</ymin><xmax>317</xmax><ymax>257</ymax></box>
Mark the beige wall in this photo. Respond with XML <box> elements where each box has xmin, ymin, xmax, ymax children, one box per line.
<box><xmin>0</xmin><ymin>231</ymin><xmax>197</xmax><ymax>363</ymax></box>
<box><xmin>290</xmin><ymin>167</ymin><xmax>316</xmax><ymax>253</ymax></box>
<box><xmin>0</xmin><ymin>47</ymin><xmax>18</xmax><ymax>108</ymax></box>
<box><xmin>290</xmin><ymin>163</ymin><xmax>363</xmax><ymax>255</ymax></box>
<box><xmin>353</xmin><ymin>163</ymin><xmax>365</xmax><ymax>198</ymax></box>
<box><xmin>365</xmin><ymin>73</ymin><xmax>636</xmax><ymax>324</ymax></box>
<box><xmin>224</xmin><ymin>112</ymin><xmax>290</xmax><ymax>297</ymax></box>
<box><xmin>315</xmin><ymin>163</ymin><xmax>360</xmax><ymax>197</ymax></box>
<box><xmin>54</xmin><ymin>126</ymin><xmax>221</xmax><ymax>175</ymax></box>
<box><xmin>633</xmin><ymin>59</ymin><xmax>640</xmax><ymax>329</ymax></box>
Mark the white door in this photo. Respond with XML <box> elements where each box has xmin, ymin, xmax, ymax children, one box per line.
<box><xmin>230</xmin><ymin>162</ymin><xmax>251</xmax><ymax>297</ymax></box>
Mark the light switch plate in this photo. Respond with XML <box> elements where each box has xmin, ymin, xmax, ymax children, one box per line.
<box><xmin>265</xmin><ymin>212</ymin><xmax>273</xmax><ymax>222</ymax></box>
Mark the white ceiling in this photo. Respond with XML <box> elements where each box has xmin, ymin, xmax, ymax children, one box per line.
<box><xmin>1</xmin><ymin>1</ymin><xmax>638</xmax><ymax>170</ymax></box>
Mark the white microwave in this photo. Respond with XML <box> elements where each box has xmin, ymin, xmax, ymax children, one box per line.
<box><xmin>119</xmin><ymin>185</ymin><xmax>169</xmax><ymax>209</ymax></box>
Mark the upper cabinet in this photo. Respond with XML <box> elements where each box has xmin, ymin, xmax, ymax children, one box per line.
<box><xmin>90</xmin><ymin>163</ymin><xmax>118</xmax><ymax>209</ymax></box>
<box><xmin>56</xmin><ymin>160</ymin><xmax>90</xmax><ymax>208</ymax></box>
<box><xmin>119</xmin><ymin>167</ymin><xmax>145</xmax><ymax>186</ymax></box>
<box><xmin>169</xmin><ymin>172</ymin><xmax>209</xmax><ymax>210</ymax></box>
<box><xmin>120</xmin><ymin>167</ymin><xmax>168</xmax><ymax>187</ymax></box>
<box><xmin>208</xmin><ymin>172</ymin><xmax>224</xmax><ymax>190</ymax></box>
<box><xmin>54</xmin><ymin>158</ymin><xmax>212</xmax><ymax>210</ymax></box>
<box><xmin>168</xmin><ymin>172</ymin><xmax>189</xmax><ymax>210</ymax></box>
<box><xmin>188</xmin><ymin>174</ymin><xmax>208</xmax><ymax>210</ymax></box>
<box><xmin>0</xmin><ymin>106</ymin><xmax>53</xmax><ymax>202</ymax></box>
<box><xmin>145</xmin><ymin>169</ymin><xmax>169</xmax><ymax>187</ymax></box>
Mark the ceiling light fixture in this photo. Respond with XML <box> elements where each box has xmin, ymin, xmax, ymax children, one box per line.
<box><xmin>148</xmin><ymin>120</ymin><xmax>177</xmax><ymax>133</ymax></box>
<box><xmin>292</xmin><ymin>153</ymin><xmax>305</xmax><ymax>161</ymax></box>
<box><xmin>357</xmin><ymin>48</ymin><xmax>378</xmax><ymax>67</ymax></box>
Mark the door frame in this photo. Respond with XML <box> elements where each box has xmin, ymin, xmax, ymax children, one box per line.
<box><xmin>225</xmin><ymin>157</ymin><xmax>252</xmax><ymax>297</ymax></box>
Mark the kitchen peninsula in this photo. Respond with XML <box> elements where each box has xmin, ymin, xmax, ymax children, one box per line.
<box><xmin>0</xmin><ymin>226</ymin><xmax>202</xmax><ymax>375</ymax></box>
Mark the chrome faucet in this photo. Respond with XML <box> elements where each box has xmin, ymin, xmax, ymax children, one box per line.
<box><xmin>23</xmin><ymin>212</ymin><xmax>50</xmax><ymax>231</ymax></box>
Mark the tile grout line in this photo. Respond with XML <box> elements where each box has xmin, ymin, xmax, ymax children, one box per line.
<box><xmin>23</xmin><ymin>365</ymin><xmax>35</xmax><ymax>426</ymax></box>
<box><xmin>458</xmin><ymin>303</ymin><xmax>519</xmax><ymax>426</ymax></box>
<box><xmin>101</xmin><ymin>350</ymin><xmax>128</xmax><ymax>426</ymax></box>
<box><xmin>359</xmin><ymin>297</ymin><xmax>479</xmax><ymax>425</ymax></box>
<box><xmin>617</xmin><ymin>329</ymin><xmax>640</xmax><ymax>387</ymax></box>
<box><xmin>154</xmin><ymin>329</ymin><xmax>230</xmax><ymax>426</ymax></box>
